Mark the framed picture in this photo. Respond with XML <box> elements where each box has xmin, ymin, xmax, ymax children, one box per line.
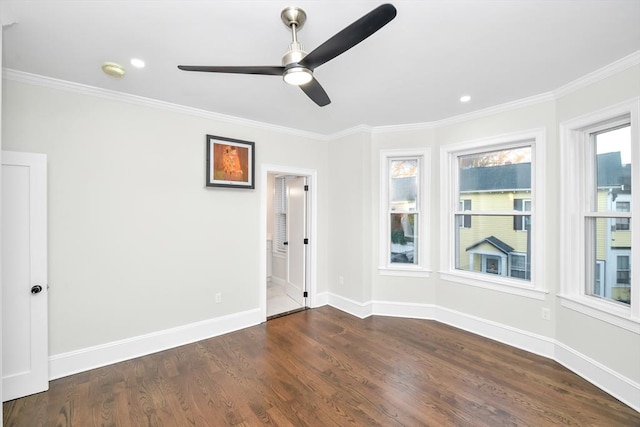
<box><xmin>206</xmin><ymin>134</ymin><xmax>255</xmax><ymax>189</ymax></box>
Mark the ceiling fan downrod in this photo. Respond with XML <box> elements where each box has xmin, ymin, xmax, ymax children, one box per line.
<box><xmin>280</xmin><ymin>7</ymin><xmax>312</xmax><ymax>84</ymax></box>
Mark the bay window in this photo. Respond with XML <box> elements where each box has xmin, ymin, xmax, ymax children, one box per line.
<box><xmin>560</xmin><ymin>99</ymin><xmax>639</xmax><ymax>331</ymax></box>
<box><xmin>379</xmin><ymin>148</ymin><xmax>430</xmax><ymax>276</ymax></box>
<box><xmin>440</xmin><ymin>129</ymin><xmax>546</xmax><ymax>298</ymax></box>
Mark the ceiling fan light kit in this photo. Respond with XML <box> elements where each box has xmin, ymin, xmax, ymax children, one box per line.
<box><xmin>283</xmin><ymin>67</ymin><xmax>313</xmax><ymax>86</ymax></box>
<box><xmin>177</xmin><ymin>3</ymin><xmax>397</xmax><ymax>106</ymax></box>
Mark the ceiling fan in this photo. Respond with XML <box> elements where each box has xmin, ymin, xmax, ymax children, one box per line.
<box><xmin>177</xmin><ymin>4</ymin><xmax>397</xmax><ymax>107</ymax></box>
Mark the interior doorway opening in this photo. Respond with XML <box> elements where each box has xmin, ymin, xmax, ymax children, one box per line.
<box><xmin>261</xmin><ymin>166</ymin><xmax>316</xmax><ymax>321</ymax></box>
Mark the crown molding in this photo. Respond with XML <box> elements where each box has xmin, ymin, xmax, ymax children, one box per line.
<box><xmin>4</xmin><ymin>50</ymin><xmax>639</xmax><ymax>139</ymax></box>
<box><xmin>370</xmin><ymin>50</ymin><xmax>640</xmax><ymax>134</ymax></box>
<box><xmin>371</xmin><ymin>92</ymin><xmax>555</xmax><ymax>135</ymax></box>
<box><xmin>554</xmin><ymin>50</ymin><xmax>640</xmax><ymax>99</ymax></box>
<box><xmin>1</xmin><ymin>68</ymin><xmax>328</xmax><ymax>141</ymax></box>
<box><xmin>326</xmin><ymin>124</ymin><xmax>374</xmax><ymax>140</ymax></box>
<box><xmin>372</xmin><ymin>121</ymin><xmax>437</xmax><ymax>134</ymax></box>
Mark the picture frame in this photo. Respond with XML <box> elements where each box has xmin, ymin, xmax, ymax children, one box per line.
<box><xmin>205</xmin><ymin>134</ymin><xmax>255</xmax><ymax>189</ymax></box>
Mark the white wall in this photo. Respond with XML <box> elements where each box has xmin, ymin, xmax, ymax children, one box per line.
<box><xmin>371</xmin><ymin>127</ymin><xmax>437</xmax><ymax>304</ymax></box>
<box><xmin>327</xmin><ymin>130</ymin><xmax>373</xmax><ymax>303</ymax></box>
<box><xmin>2</xmin><ymin>58</ymin><xmax>638</xmax><ymax>409</ymax></box>
<box><xmin>1</xmin><ymin>79</ymin><xmax>329</xmax><ymax>357</ymax></box>
<box><xmin>431</xmin><ymin>101</ymin><xmax>557</xmax><ymax>338</ymax></box>
<box><xmin>0</xmin><ymin>14</ymin><xmax>4</xmax><ymax>419</ymax></box>
<box><xmin>554</xmin><ymin>65</ymin><xmax>640</xmax><ymax>382</ymax></box>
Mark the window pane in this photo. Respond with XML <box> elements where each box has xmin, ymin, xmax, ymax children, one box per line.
<box><xmin>274</xmin><ymin>176</ymin><xmax>288</xmax><ymax>252</ymax></box>
<box><xmin>616</xmin><ymin>201</ymin><xmax>630</xmax><ymax>230</ymax></box>
<box><xmin>455</xmin><ymin>215</ymin><xmax>531</xmax><ymax>281</ymax></box>
<box><xmin>595</xmin><ymin>125</ymin><xmax>632</xmax><ymax>212</ymax></box>
<box><xmin>390</xmin><ymin>159</ymin><xmax>418</xmax><ymax>211</ymax></box>
<box><xmin>586</xmin><ymin>217</ymin><xmax>631</xmax><ymax>306</ymax></box>
<box><xmin>459</xmin><ymin>147</ymin><xmax>531</xmax><ymax>211</ymax></box>
<box><xmin>390</xmin><ymin>213</ymin><xmax>418</xmax><ymax>264</ymax></box>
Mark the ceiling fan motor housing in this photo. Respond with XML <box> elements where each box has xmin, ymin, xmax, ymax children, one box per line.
<box><xmin>282</xmin><ymin>42</ymin><xmax>307</xmax><ymax>66</ymax></box>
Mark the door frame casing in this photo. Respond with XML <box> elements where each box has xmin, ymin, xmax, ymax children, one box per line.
<box><xmin>260</xmin><ymin>165</ymin><xmax>317</xmax><ymax>321</ymax></box>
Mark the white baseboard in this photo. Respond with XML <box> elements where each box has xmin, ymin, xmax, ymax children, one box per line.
<box><xmin>326</xmin><ymin>293</ymin><xmax>639</xmax><ymax>412</ymax></box>
<box><xmin>49</xmin><ymin>294</ymin><xmax>640</xmax><ymax>413</ymax></box>
<box><xmin>555</xmin><ymin>342</ymin><xmax>640</xmax><ymax>412</ymax></box>
<box><xmin>434</xmin><ymin>306</ymin><xmax>556</xmax><ymax>359</ymax></box>
<box><xmin>49</xmin><ymin>308</ymin><xmax>262</xmax><ymax>380</ymax></box>
<box><xmin>326</xmin><ymin>293</ymin><xmax>372</xmax><ymax>318</ymax></box>
<box><xmin>314</xmin><ymin>291</ymin><xmax>329</xmax><ymax>307</ymax></box>
<box><xmin>269</xmin><ymin>276</ymin><xmax>287</xmax><ymax>287</ymax></box>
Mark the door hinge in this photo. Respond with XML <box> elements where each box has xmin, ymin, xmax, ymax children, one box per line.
<box><xmin>304</xmin><ymin>185</ymin><xmax>309</xmax><ymax>191</ymax></box>
<box><xmin>303</xmin><ymin>238</ymin><xmax>309</xmax><ymax>244</ymax></box>
<box><xmin>303</xmin><ymin>291</ymin><xmax>308</xmax><ymax>298</ymax></box>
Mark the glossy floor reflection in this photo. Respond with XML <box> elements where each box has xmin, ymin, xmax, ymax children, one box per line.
<box><xmin>267</xmin><ymin>281</ymin><xmax>303</xmax><ymax>317</ymax></box>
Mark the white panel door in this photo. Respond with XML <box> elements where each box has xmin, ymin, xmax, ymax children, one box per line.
<box><xmin>286</xmin><ymin>176</ymin><xmax>307</xmax><ymax>306</ymax></box>
<box><xmin>2</xmin><ymin>151</ymin><xmax>48</xmax><ymax>401</ymax></box>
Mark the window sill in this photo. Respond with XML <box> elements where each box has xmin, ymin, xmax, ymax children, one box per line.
<box><xmin>439</xmin><ymin>270</ymin><xmax>548</xmax><ymax>300</ymax></box>
<box><xmin>558</xmin><ymin>294</ymin><xmax>639</xmax><ymax>334</ymax></box>
<box><xmin>378</xmin><ymin>266</ymin><xmax>431</xmax><ymax>278</ymax></box>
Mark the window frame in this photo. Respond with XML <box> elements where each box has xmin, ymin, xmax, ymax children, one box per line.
<box><xmin>559</xmin><ymin>99</ymin><xmax>639</xmax><ymax>333</ymax></box>
<box><xmin>439</xmin><ymin>129</ymin><xmax>547</xmax><ymax>299</ymax></box>
<box><xmin>379</xmin><ymin>148</ymin><xmax>431</xmax><ymax>277</ymax></box>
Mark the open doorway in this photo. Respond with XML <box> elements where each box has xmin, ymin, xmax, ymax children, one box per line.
<box><xmin>260</xmin><ymin>165</ymin><xmax>316</xmax><ymax>321</ymax></box>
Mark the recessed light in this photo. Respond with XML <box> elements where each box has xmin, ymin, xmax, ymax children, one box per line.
<box><xmin>460</xmin><ymin>95</ymin><xmax>471</xmax><ymax>103</ymax></box>
<box><xmin>130</xmin><ymin>58</ymin><xmax>145</xmax><ymax>68</ymax></box>
<box><xmin>101</xmin><ymin>62</ymin><xmax>125</xmax><ymax>78</ymax></box>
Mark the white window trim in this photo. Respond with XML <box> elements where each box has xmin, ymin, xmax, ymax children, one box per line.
<box><xmin>379</xmin><ymin>148</ymin><xmax>431</xmax><ymax>277</ymax></box>
<box><xmin>439</xmin><ymin>129</ymin><xmax>547</xmax><ymax>300</ymax></box>
<box><xmin>559</xmin><ymin>98</ymin><xmax>640</xmax><ymax>333</ymax></box>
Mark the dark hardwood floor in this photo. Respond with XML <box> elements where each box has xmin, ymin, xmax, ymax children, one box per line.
<box><xmin>4</xmin><ymin>306</ymin><xmax>639</xmax><ymax>426</ymax></box>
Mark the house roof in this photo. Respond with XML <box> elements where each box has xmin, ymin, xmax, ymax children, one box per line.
<box><xmin>459</xmin><ymin>152</ymin><xmax>630</xmax><ymax>193</ymax></box>
<box><xmin>460</xmin><ymin>163</ymin><xmax>531</xmax><ymax>192</ymax></box>
<box><xmin>466</xmin><ymin>236</ymin><xmax>514</xmax><ymax>254</ymax></box>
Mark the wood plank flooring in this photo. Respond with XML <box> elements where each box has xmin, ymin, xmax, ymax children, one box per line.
<box><xmin>4</xmin><ymin>306</ymin><xmax>639</xmax><ymax>426</ymax></box>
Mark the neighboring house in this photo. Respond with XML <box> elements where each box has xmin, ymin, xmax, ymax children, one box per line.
<box><xmin>457</xmin><ymin>154</ymin><xmax>631</xmax><ymax>305</ymax></box>
<box><xmin>458</xmin><ymin>162</ymin><xmax>532</xmax><ymax>280</ymax></box>
<box><xmin>596</xmin><ymin>152</ymin><xmax>632</xmax><ymax>304</ymax></box>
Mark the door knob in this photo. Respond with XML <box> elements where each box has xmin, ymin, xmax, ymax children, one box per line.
<box><xmin>30</xmin><ymin>285</ymin><xmax>43</xmax><ymax>294</ymax></box>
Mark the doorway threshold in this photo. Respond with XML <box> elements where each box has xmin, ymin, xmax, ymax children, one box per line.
<box><xmin>267</xmin><ymin>307</ymin><xmax>308</xmax><ymax>321</ymax></box>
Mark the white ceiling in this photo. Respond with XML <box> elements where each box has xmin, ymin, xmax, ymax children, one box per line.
<box><xmin>2</xmin><ymin>1</ymin><xmax>639</xmax><ymax>135</ymax></box>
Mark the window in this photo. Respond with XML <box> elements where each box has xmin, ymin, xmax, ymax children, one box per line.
<box><xmin>617</xmin><ymin>255</ymin><xmax>630</xmax><ymax>285</ymax></box>
<box><xmin>510</xmin><ymin>253</ymin><xmax>528</xmax><ymax>279</ymax></box>
<box><xmin>616</xmin><ymin>201</ymin><xmax>630</xmax><ymax>231</ymax></box>
<box><xmin>379</xmin><ymin>148</ymin><xmax>430</xmax><ymax>276</ymax></box>
<box><xmin>586</xmin><ymin>124</ymin><xmax>632</xmax><ymax>306</ymax></box>
<box><xmin>459</xmin><ymin>200</ymin><xmax>472</xmax><ymax>228</ymax></box>
<box><xmin>440</xmin><ymin>129</ymin><xmax>546</xmax><ymax>298</ymax></box>
<box><xmin>514</xmin><ymin>199</ymin><xmax>531</xmax><ymax>231</ymax></box>
<box><xmin>274</xmin><ymin>176</ymin><xmax>289</xmax><ymax>253</ymax></box>
<box><xmin>559</xmin><ymin>100</ymin><xmax>639</xmax><ymax>331</ymax></box>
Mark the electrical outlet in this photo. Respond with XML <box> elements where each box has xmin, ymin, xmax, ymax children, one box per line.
<box><xmin>215</xmin><ymin>293</ymin><xmax>222</xmax><ymax>304</ymax></box>
<box><xmin>339</xmin><ymin>276</ymin><xmax>344</xmax><ymax>285</ymax></box>
<box><xmin>541</xmin><ymin>307</ymin><xmax>551</xmax><ymax>320</ymax></box>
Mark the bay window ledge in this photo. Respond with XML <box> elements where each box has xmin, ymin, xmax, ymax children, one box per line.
<box><xmin>558</xmin><ymin>294</ymin><xmax>640</xmax><ymax>334</ymax></box>
<box><xmin>439</xmin><ymin>270</ymin><xmax>548</xmax><ymax>300</ymax></box>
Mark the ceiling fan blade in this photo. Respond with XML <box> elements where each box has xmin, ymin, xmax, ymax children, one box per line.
<box><xmin>300</xmin><ymin>77</ymin><xmax>331</xmax><ymax>107</ymax></box>
<box><xmin>300</xmin><ymin>3</ymin><xmax>397</xmax><ymax>70</ymax></box>
<box><xmin>177</xmin><ymin>65</ymin><xmax>285</xmax><ymax>75</ymax></box>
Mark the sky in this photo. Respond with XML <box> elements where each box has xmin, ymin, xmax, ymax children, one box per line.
<box><xmin>596</xmin><ymin>125</ymin><xmax>632</xmax><ymax>165</ymax></box>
